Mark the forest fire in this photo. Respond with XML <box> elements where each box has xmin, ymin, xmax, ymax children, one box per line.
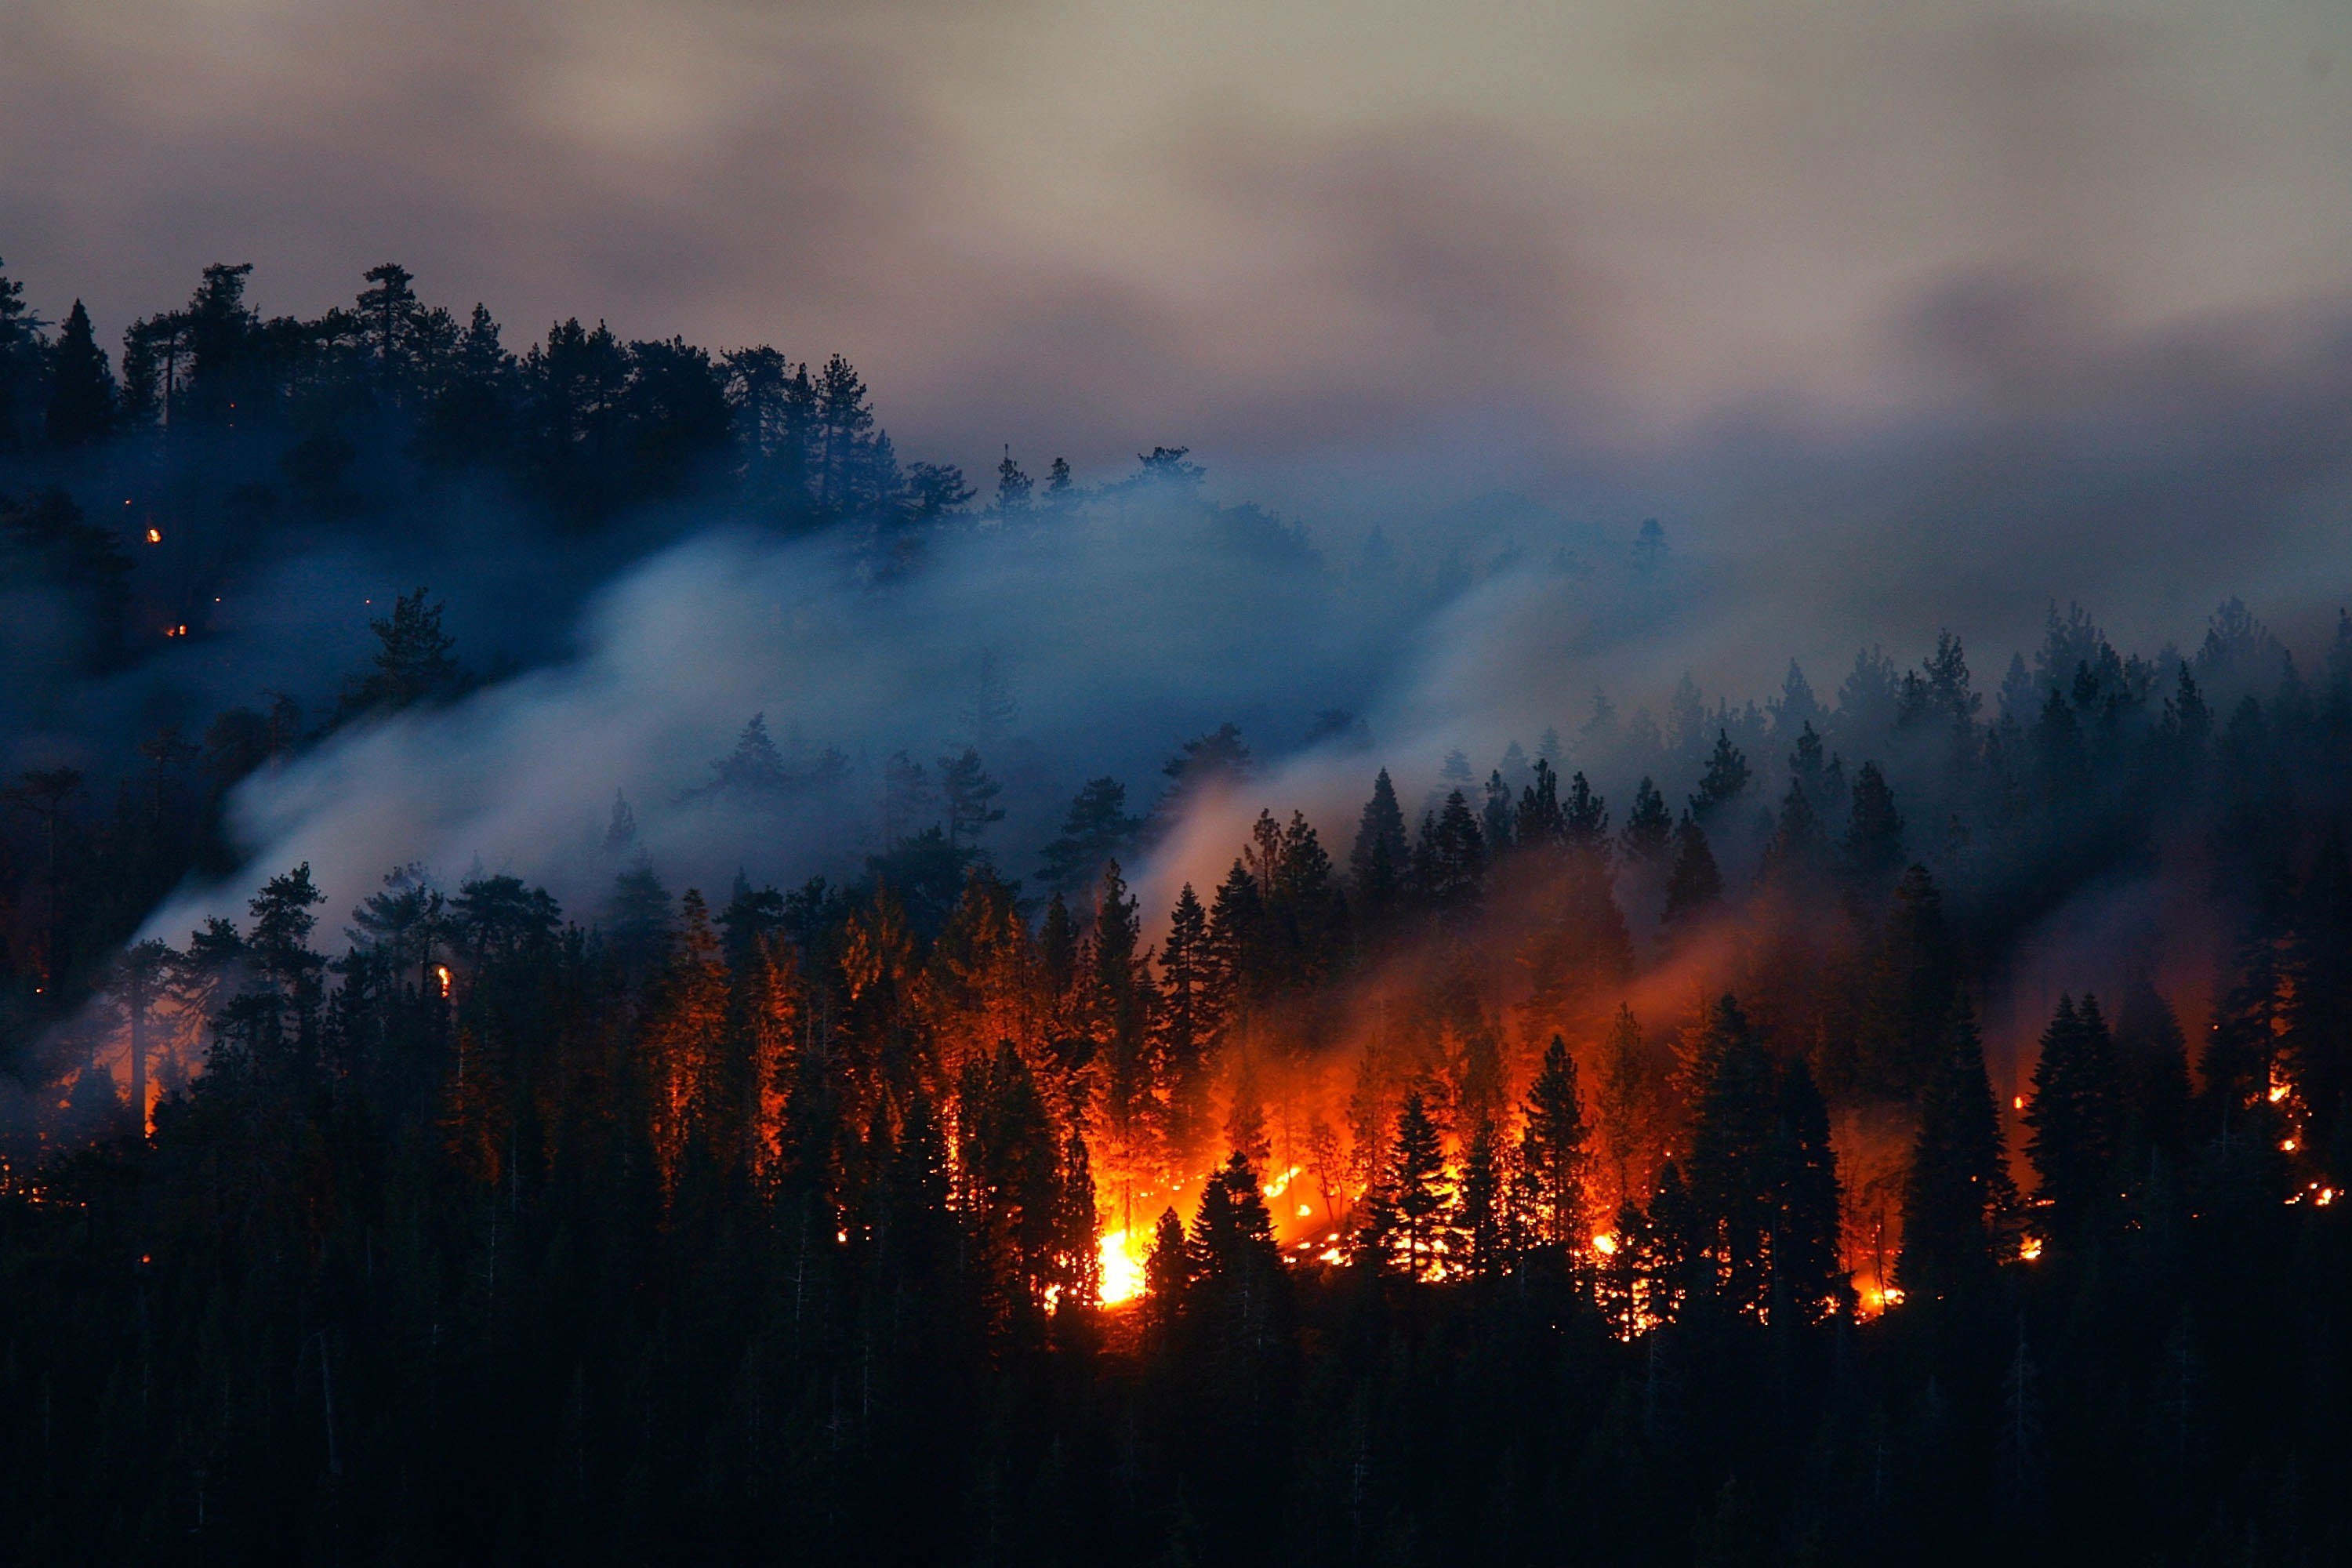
<box><xmin>1098</xmin><ymin>1227</ymin><xmax>1147</xmax><ymax>1305</ymax></box>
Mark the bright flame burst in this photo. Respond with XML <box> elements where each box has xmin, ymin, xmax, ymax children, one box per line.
<box><xmin>434</xmin><ymin>964</ymin><xmax>453</xmax><ymax>998</ymax></box>
<box><xmin>1099</xmin><ymin>1226</ymin><xmax>1146</xmax><ymax>1306</ymax></box>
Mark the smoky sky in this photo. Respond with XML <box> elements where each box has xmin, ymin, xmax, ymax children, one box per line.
<box><xmin>9</xmin><ymin>0</ymin><xmax>2352</xmax><ymax>982</ymax></box>
<box><xmin>5</xmin><ymin>0</ymin><xmax>2349</xmax><ymax>503</ymax></box>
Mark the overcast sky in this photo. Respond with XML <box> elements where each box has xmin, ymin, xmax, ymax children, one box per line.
<box><xmin>3</xmin><ymin>2</ymin><xmax>2344</xmax><ymax>492</ymax></box>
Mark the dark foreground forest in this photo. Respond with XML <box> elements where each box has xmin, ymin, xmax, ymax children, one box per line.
<box><xmin>2</xmin><ymin>260</ymin><xmax>2350</xmax><ymax>1566</ymax></box>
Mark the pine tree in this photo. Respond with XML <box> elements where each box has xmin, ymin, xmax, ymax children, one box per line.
<box><xmin>1595</xmin><ymin>1005</ymin><xmax>1652</xmax><ymax>1212</ymax></box>
<box><xmin>1842</xmin><ymin>761</ymin><xmax>1905</xmax><ymax>886</ymax></box>
<box><xmin>1620</xmin><ymin>776</ymin><xmax>1672</xmax><ymax>868</ymax></box>
<box><xmin>1690</xmin><ymin>730</ymin><xmax>1751</xmax><ymax>822</ymax></box>
<box><xmin>1362</xmin><ymin>1090</ymin><xmax>1454</xmax><ymax>1278</ymax></box>
<box><xmin>937</xmin><ymin>746</ymin><xmax>1004</xmax><ymax>852</ymax></box>
<box><xmin>1090</xmin><ymin>860</ymin><xmax>1152</xmax><ymax>1173</ymax></box>
<box><xmin>1158</xmin><ymin>722</ymin><xmax>1253</xmax><ymax>822</ymax></box>
<box><xmin>1758</xmin><ymin>779</ymin><xmax>1829</xmax><ymax>887</ymax></box>
<box><xmin>1412</xmin><ymin>790</ymin><xmax>1485</xmax><ymax>915</ymax></box>
<box><xmin>1205</xmin><ymin>860</ymin><xmax>1264</xmax><ymax>1036</ymax></box>
<box><xmin>1849</xmin><ymin>864</ymin><xmax>1957</xmax><ymax>1100</ymax></box>
<box><xmin>336</xmin><ymin>587</ymin><xmax>463</xmax><ymax>719</ymax></box>
<box><xmin>1155</xmin><ymin>884</ymin><xmax>1218</xmax><ymax>1161</ymax></box>
<box><xmin>1481</xmin><ymin>770</ymin><xmax>1515</xmax><ymax>852</ymax></box>
<box><xmin>0</xmin><ymin>256</ymin><xmax>41</xmax><ymax>450</ymax></box>
<box><xmin>1458</xmin><ymin>1118</ymin><xmax>1508</xmax><ymax>1277</ymax></box>
<box><xmin>1349</xmin><ymin>768</ymin><xmax>1410</xmax><ymax>936</ymax></box>
<box><xmin>44</xmin><ymin>299</ymin><xmax>115</xmax><ymax>446</ymax></box>
<box><xmin>992</xmin><ymin>446</ymin><xmax>1033</xmax><ymax>516</ymax></box>
<box><xmin>1051</xmin><ymin>1127</ymin><xmax>1102</xmax><ymax>1312</ymax></box>
<box><xmin>812</xmin><ymin>352</ymin><xmax>875</xmax><ymax>512</ymax></box>
<box><xmin>644</xmin><ymin>887</ymin><xmax>728</xmax><ymax>1194</ymax></box>
<box><xmin>110</xmin><ymin>938</ymin><xmax>178</xmax><ymax>1134</ymax></box>
<box><xmin>1684</xmin><ymin>995</ymin><xmax>1777</xmax><ymax>1312</ymax></box>
<box><xmin>2024</xmin><ymin>993</ymin><xmax>2122</xmax><ymax>1250</ymax></box>
<box><xmin>605</xmin><ymin>860</ymin><xmax>674</xmax><ymax>984</ymax></box>
<box><xmin>1662</xmin><ymin>813</ymin><xmax>1722</xmax><ymax>928</ymax></box>
<box><xmin>1515</xmin><ymin>758</ymin><xmax>1566</xmax><ymax>846</ymax></box>
<box><xmin>1768</xmin><ymin>1058</ymin><xmax>1847</xmax><ymax>1323</ymax></box>
<box><xmin>1037</xmin><ymin>776</ymin><xmax>1140</xmax><ymax>895</ymax></box>
<box><xmin>1899</xmin><ymin>996</ymin><xmax>2018</xmax><ymax>1298</ymax></box>
<box><xmin>2113</xmin><ymin>972</ymin><xmax>2192</xmax><ymax>1178</ymax></box>
<box><xmin>354</xmin><ymin>262</ymin><xmax>423</xmax><ymax>383</ymax></box>
<box><xmin>1519</xmin><ymin>1036</ymin><xmax>1591</xmax><ymax>1252</ymax></box>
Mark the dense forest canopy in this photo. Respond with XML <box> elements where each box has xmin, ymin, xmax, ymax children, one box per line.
<box><xmin>3</xmin><ymin>258</ymin><xmax>2351</xmax><ymax>1566</ymax></box>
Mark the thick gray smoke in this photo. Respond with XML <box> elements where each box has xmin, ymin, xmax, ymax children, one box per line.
<box><xmin>131</xmin><ymin>292</ymin><xmax>2352</xmax><ymax>953</ymax></box>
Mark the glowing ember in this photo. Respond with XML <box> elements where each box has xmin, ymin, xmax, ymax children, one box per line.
<box><xmin>145</xmin><ymin>527</ymin><xmax>162</xmax><ymax>543</ymax></box>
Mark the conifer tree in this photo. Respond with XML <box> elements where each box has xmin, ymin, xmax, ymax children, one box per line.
<box><xmin>44</xmin><ymin>299</ymin><xmax>115</xmax><ymax>447</ymax></box>
<box><xmin>1620</xmin><ymin>775</ymin><xmax>1673</xmax><ymax>869</ymax></box>
<box><xmin>1481</xmin><ymin>769</ymin><xmax>1515</xmax><ymax>852</ymax></box>
<box><xmin>644</xmin><ymin>887</ymin><xmax>728</xmax><ymax>1193</ymax></box>
<box><xmin>1519</xmin><ymin>1036</ymin><xmax>1591</xmax><ymax>1253</ymax></box>
<box><xmin>1662</xmin><ymin>812</ymin><xmax>1722</xmax><ymax>927</ymax></box>
<box><xmin>937</xmin><ymin>745</ymin><xmax>1004</xmax><ymax>852</ymax></box>
<box><xmin>1037</xmin><ymin>776</ymin><xmax>1139</xmax><ymax>895</ymax></box>
<box><xmin>1563</xmin><ymin>768</ymin><xmax>1608</xmax><ymax>851</ymax></box>
<box><xmin>1412</xmin><ymin>790</ymin><xmax>1486</xmax><ymax>915</ymax></box>
<box><xmin>1684</xmin><ymin>995</ymin><xmax>1777</xmax><ymax>1311</ymax></box>
<box><xmin>336</xmin><ymin>587</ymin><xmax>463</xmax><ymax>720</ymax></box>
<box><xmin>1690</xmin><ymin>730</ymin><xmax>1751</xmax><ymax>822</ymax></box>
<box><xmin>1362</xmin><ymin>1090</ymin><xmax>1455</xmax><ymax>1278</ymax></box>
<box><xmin>1349</xmin><ymin>768</ymin><xmax>1410</xmax><ymax>936</ymax></box>
<box><xmin>2113</xmin><ymin>972</ymin><xmax>2192</xmax><ymax>1177</ymax></box>
<box><xmin>1758</xmin><ymin>779</ymin><xmax>1829</xmax><ymax>887</ymax></box>
<box><xmin>2024</xmin><ymin>993</ymin><xmax>2123</xmax><ymax>1250</ymax></box>
<box><xmin>1090</xmin><ymin>860</ymin><xmax>1152</xmax><ymax>1172</ymax></box>
<box><xmin>1899</xmin><ymin>995</ymin><xmax>2018</xmax><ymax>1299</ymax></box>
<box><xmin>109</xmin><ymin>938</ymin><xmax>177</xmax><ymax>1134</ymax></box>
<box><xmin>1842</xmin><ymin>760</ymin><xmax>1905</xmax><ymax>885</ymax></box>
<box><xmin>0</xmin><ymin>256</ymin><xmax>40</xmax><ymax>450</ymax></box>
<box><xmin>1051</xmin><ymin>1127</ymin><xmax>1102</xmax><ymax>1312</ymax></box>
<box><xmin>1515</xmin><ymin>757</ymin><xmax>1566</xmax><ymax>846</ymax></box>
<box><xmin>1849</xmin><ymin>864</ymin><xmax>1957</xmax><ymax>1099</ymax></box>
<box><xmin>1458</xmin><ymin>1118</ymin><xmax>1509</xmax><ymax>1277</ymax></box>
<box><xmin>1205</xmin><ymin>859</ymin><xmax>1264</xmax><ymax>1036</ymax></box>
<box><xmin>992</xmin><ymin>446</ymin><xmax>1033</xmax><ymax>516</ymax></box>
<box><xmin>1152</xmin><ymin>884</ymin><xmax>1216</xmax><ymax>1167</ymax></box>
<box><xmin>1768</xmin><ymin>1057</ymin><xmax>1847</xmax><ymax>1323</ymax></box>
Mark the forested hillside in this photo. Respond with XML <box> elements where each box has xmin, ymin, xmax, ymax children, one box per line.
<box><xmin>3</xmin><ymin>257</ymin><xmax>2350</xmax><ymax>1566</ymax></box>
